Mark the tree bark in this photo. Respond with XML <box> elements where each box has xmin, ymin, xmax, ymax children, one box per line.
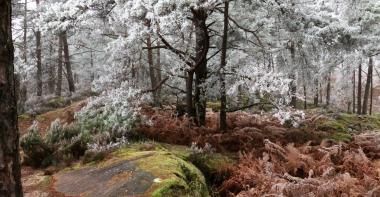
<box><xmin>146</xmin><ymin>34</ymin><xmax>159</xmax><ymax>106</ymax></box>
<box><xmin>289</xmin><ymin>41</ymin><xmax>297</xmax><ymax>108</ymax></box>
<box><xmin>61</xmin><ymin>31</ymin><xmax>75</xmax><ymax>93</ymax></box>
<box><xmin>357</xmin><ymin>63</ymin><xmax>362</xmax><ymax>114</ymax></box>
<box><xmin>219</xmin><ymin>1</ymin><xmax>229</xmax><ymax>131</ymax></box>
<box><xmin>36</xmin><ymin>0</ymin><xmax>42</xmax><ymax>96</ymax></box>
<box><xmin>0</xmin><ymin>0</ymin><xmax>23</xmax><ymax>195</ymax></box>
<box><xmin>55</xmin><ymin>36</ymin><xmax>63</xmax><ymax>96</ymax></box>
<box><xmin>319</xmin><ymin>83</ymin><xmax>323</xmax><ymax>104</ymax></box>
<box><xmin>353</xmin><ymin>69</ymin><xmax>356</xmax><ymax>113</ymax></box>
<box><xmin>186</xmin><ymin>71</ymin><xmax>194</xmax><ymax>118</ymax></box>
<box><xmin>363</xmin><ymin>57</ymin><xmax>373</xmax><ymax>115</ymax></box>
<box><xmin>22</xmin><ymin>0</ymin><xmax>27</xmax><ymax>64</ymax></box>
<box><xmin>326</xmin><ymin>73</ymin><xmax>331</xmax><ymax>107</ymax></box>
<box><xmin>370</xmin><ymin>72</ymin><xmax>373</xmax><ymax>115</ymax></box>
<box><xmin>192</xmin><ymin>8</ymin><xmax>209</xmax><ymax>126</ymax></box>
<box><xmin>47</xmin><ymin>43</ymin><xmax>55</xmax><ymax>94</ymax></box>
<box><xmin>303</xmin><ymin>84</ymin><xmax>307</xmax><ymax>109</ymax></box>
<box><xmin>155</xmin><ymin>26</ymin><xmax>162</xmax><ymax>104</ymax></box>
<box><xmin>19</xmin><ymin>0</ymin><xmax>28</xmax><ymax>113</ymax></box>
<box><xmin>314</xmin><ymin>79</ymin><xmax>319</xmax><ymax>107</ymax></box>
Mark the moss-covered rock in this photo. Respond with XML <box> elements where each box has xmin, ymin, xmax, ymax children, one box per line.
<box><xmin>57</xmin><ymin>142</ymin><xmax>211</xmax><ymax>197</ymax></box>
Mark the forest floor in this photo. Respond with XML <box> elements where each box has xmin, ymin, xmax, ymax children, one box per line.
<box><xmin>19</xmin><ymin>102</ymin><xmax>380</xmax><ymax>196</ymax></box>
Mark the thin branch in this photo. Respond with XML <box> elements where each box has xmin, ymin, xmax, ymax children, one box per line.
<box><xmin>141</xmin><ymin>77</ymin><xmax>169</xmax><ymax>94</ymax></box>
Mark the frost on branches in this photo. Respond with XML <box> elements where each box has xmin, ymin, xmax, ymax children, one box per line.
<box><xmin>76</xmin><ymin>82</ymin><xmax>144</xmax><ymax>141</ymax></box>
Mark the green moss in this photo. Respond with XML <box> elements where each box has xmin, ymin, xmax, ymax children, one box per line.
<box><xmin>317</xmin><ymin>120</ymin><xmax>346</xmax><ymax>132</ymax></box>
<box><xmin>152</xmin><ymin>179</ymin><xmax>188</xmax><ymax>197</ymax></box>
<box><xmin>96</xmin><ymin>142</ymin><xmax>209</xmax><ymax>197</ymax></box>
<box><xmin>47</xmin><ymin>97</ymin><xmax>66</xmax><ymax>108</ymax></box>
<box><xmin>35</xmin><ymin>115</ymin><xmax>47</xmax><ymax>122</ymax></box>
<box><xmin>19</xmin><ymin>114</ymin><xmax>31</xmax><ymax>121</ymax></box>
<box><xmin>38</xmin><ymin>176</ymin><xmax>52</xmax><ymax>188</ymax></box>
<box><xmin>206</xmin><ymin>101</ymin><xmax>221</xmax><ymax>112</ymax></box>
<box><xmin>139</xmin><ymin>153</ymin><xmax>208</xmax><ymax>197</ymax></box>
<box><xmin>331</xmin><ymin>113</ymin><xmax>380</xmax><ymax>132</ymax></box>
<box><xmin>329</xmin><ymin>132</ymin><xmax>352</xmax><ymax>142</ymax></box>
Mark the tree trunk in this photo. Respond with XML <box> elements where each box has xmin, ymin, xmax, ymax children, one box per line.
<box><xmin>0</xmin><ymin>0</ymin><xmax>23</xmax><ymax>195</ymax></box>
<box><xmin>19</xmin><ymin>0</ymin><xmax>28</xmax><ymax>113</ymax></box>
<box><xmin>363</xmin><ymin>57</ymin><xmax>373</xmax><ymax>115</ymax></box>
<box><xmin>155</xmin><ymin>27</ymin><xmax>162</xmax><ymax>103</ymax></box>
<box><xmin>192</xmin><ymin>8</ymin><xmax>209</xmax><ymax>126</ymax></box>
<box><xmin>146</xmin><ymin>35</ymin><xmax>158</xmax><ymax>106</ymax></box>
<box><xmin>47</xmin><ymin>43</ymin><xmax>55</xmax><ymax>94</ymax></box>
<box><xmin>90</xmin><ymin>50</ymin><xmax>95</xmax><ymax>82</ymax></box>
<box><xmin>326</xmin><ymin>74</ymin><xmax>331</xmax><ymax>107</ymax></box>
<box><xmin>23</xmin><ymin>0</ymin><xmax>27</xmax><ymax>64</ymax></box>
<box><xmin>319</xmin><ymin>83</ymin><xmax>323</xmax><ymax>104</ymax></box>
<box><xmin>314</xmin><ymin>79</ymin><xmax>319</xmax><ymax>107</ymax></box>
<box><xmin>55</xmin><ymin>36</ymin><xmax>63</xmax><ymax>96</ymax></box>
<box><xmin>61</xmin><ymin>31</ymin><xmax>75</xmax><ymax>93</ymax></box>
<box><xmin>219</xmin><ymin>1</ymin><xmax>229</xmax><ymax>132</ymax></box>
<box><xmin>36</xmin><ymin>0</ymin><xmax>42</xmax><ymax>96</ymax></box>
<box><xmin>370</xmin><ymin>62</ymin><xmax>373</xmax><ymax>115</ymax></box>
<box><xmin>289</xmin><ymin>41</ymin><xmax>297</xmax><ymax>108</ymax></box>
<box><xmin>303</xmin><ymin>84</ymin><xmax>307</xmax><ymax>109</ymax></box>
<box><xmin>353</xmin><ymin>70</ymin><xmax>356</xmax><ymax>113</ymax></box>
<box><xmin>357</xmin><ymin>63</ymin><xmax>362</xmax><ymax>114</ymax></box>
<box><xmin>186</xmin><ymin>71</ymin><xmax>194</xmax><ymax>118</ymax></box>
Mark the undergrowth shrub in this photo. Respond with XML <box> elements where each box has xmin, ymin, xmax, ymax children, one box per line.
<box><xmin>76</xmin><ymin>85</ymin><xmax>144</xmax><ymax>163</ymax></box>
<box><xmin>188</xmin><ymin>143</ymin><xmax>230</xmax><ymax>191</ymax></box>
<box><xmin>45</xmin><ymin>119</ymin><xmax>81</xmax><ymax>145</ymax></box>
<box><xmin>20</xmin><ymin>122</ymin><xmax>53</xmax><ymax>167</ymax></box>
<box><xmin>75</xmin><ymin>85</ymin><xmax>143</xmax><ymax>140</ymax></box>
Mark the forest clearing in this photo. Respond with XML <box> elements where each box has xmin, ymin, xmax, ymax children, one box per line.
<box><xmin>0</xmin><ymin>0</ymin><xmax>380</xmax><ymax>197</ymax></box>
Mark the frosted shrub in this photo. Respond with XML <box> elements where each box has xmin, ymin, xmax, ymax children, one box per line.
<box><xmin>273</xmin><ymin>110</ymin><xmax>305</xmax><ymax>127</ymax></box>
<box><xmin>45</xmin><ymin>119</ymin><xmax>81</xmax><ymax>146</ymax></box>
<box><xmin>20</xmin><ymin>122</ymin><xmax>52</xmax><ymax>167</ymax></box>
<box><xmin>76</xmin><ymin>84</ymin><xmax>143</xmax><ymax>142</ymax></box>
<box><xmin>190</xmin><ymin>142</ymin><xmax>215</xmax><ymax>155</ymax></box>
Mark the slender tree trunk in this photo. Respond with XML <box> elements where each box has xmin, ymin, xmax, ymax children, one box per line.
<box><xmin>363</xmin><ymin>57</ymin><xmax>373</xmax><ymax>115</ymax></box>
<box><xmin>353</xmin><ymin>70</ymin><xmax>356</xmax><ymax>113</ymax></box>
<box><xmin>0</xmin><ymin>0</ymin><xmax>23</xmax><ymax>195</ymax></box>
<box><xmin>357</xmin><ymin>63</ymin><xmax>362</xmax><ymax>114</ymax></box>
<box><xmin>193</xmin><ymin>8</ymin><xmax>209</xmax><ymax>126</ymax></box>
<box><xmin>47</xmin><ymin>43</ymin><xmax>55</xmax><ymax>94</ymax></box>
<box><xmin>90</xmin><ymin>50</ymin><xmax>95</xmax><ymax>82</ymax></box>
<box><xmin>326</xmin><ymin>74</ymin><xmax>331</xmax><ymax>107</ymax></box>
<box><xmin>156</xmin><ymin>27</ymin><xmax>162</xmax><ymax>103</ymax></box>
<box><xmin>55</xmin><ymin>36</ymin><xmax>63</xmax><ymax>96</ymax></box>
<box><xmin>219</xmin><ymin>1</ymin><xmax>229</xmax><ymax>131</ymax></box>
<box><xmin>303</xmin><ymin>84</ymin><xmax>307</xmax><ymax>109</ymax></box>
<box><xmin>289</xmin><ymin>41</ymin><xmax>297</xmax><ymax>108</ymax></box>
<box><xmin>146</xmin><ymin>34</ymin><xmax>158</xmax><ymax>106</ymax></box>
<box><xmin>370</xmin><ymin>70</ymin><xmax>373</xmax><ymax>115</ymax></box>
<box><xmin>19</xmin><ymin>0</ymin><xmax>28</xmax><ymax>113</ymax></box>
<box><xmin>319</xmin><ymin>83</ymin><xmax>323</xmax><ymax>104</ymax></box>
<box><xmin>23</xmin><ymin>0</ymin><xmax>27</xmax><ymax>63</ymax></box>
<box><xmin>314</xmin><ymin>79</ymin><xmax>319</xmax><ymax>107</ymax></box>
<box><xmin>186</xmin><ymin>71</ymin><xmax>194</xmax><ymax>118</ymax></box>
<box><xmin>36</xmin><ymin>0</ymin><xmax>42</xmax><ymax>96</ymax></box>
<box><xmin>61</xmin><ymin>31</ymin><xmax>75</xmax><ymax>93</ymax></box>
